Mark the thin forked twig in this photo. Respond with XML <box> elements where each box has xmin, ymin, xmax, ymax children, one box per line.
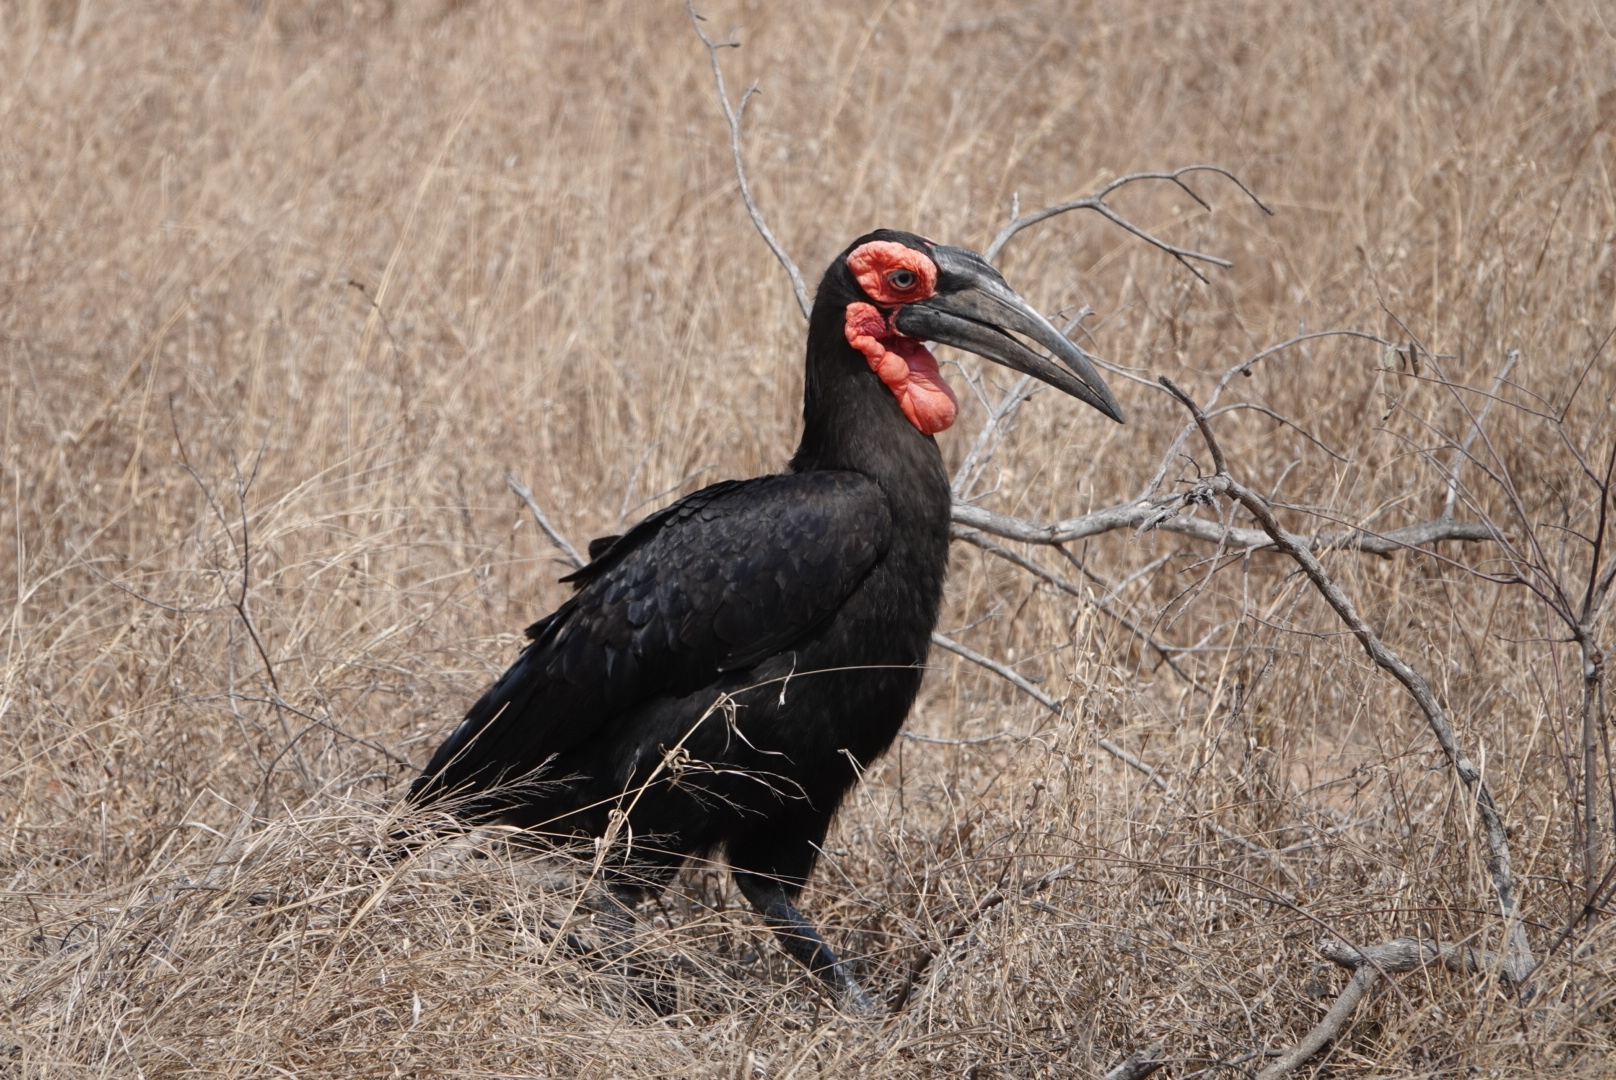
<box><xmin>985</xmin><ymin>166</ymin><xmax>1274</xmax><ymax>279</ymax></box>
<box><xmin>688</xmin><ymin>2</ymin><xmax>812</xmax><ymax>319</ymax></box>
<box><xmin>951</xmin><ymin>525</ymin><xmax>1207</xmax><ymax>691</ymax></box>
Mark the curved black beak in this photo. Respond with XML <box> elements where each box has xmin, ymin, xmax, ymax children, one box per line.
<box><xmin>893</xmin><ymin>246</ymin><xmax>1124</xmax><ymax>423</ymax></box>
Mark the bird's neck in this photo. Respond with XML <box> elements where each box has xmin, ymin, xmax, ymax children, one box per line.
<box><xmin>789</xmin><ymin>304</ymin><xmax>952</xmax><ymax>536</ymax></box>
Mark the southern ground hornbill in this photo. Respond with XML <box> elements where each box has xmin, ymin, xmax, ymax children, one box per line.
<box><xmin>408</xmin><ymin>230</ymin><xmax>1123</xmax><ymax>1011</ymax></box>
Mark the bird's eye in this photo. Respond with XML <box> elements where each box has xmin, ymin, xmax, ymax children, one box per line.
<box><xmin>886</xmin><ymin>269</ymin><xmax>918</xmax><ymax>290</ymax></box>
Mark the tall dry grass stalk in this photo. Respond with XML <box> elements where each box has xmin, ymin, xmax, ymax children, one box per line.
<box><xmin>3</xmin><ymin>1</ymin><xmax>1614</xmax><ymax>1075</ymax></box>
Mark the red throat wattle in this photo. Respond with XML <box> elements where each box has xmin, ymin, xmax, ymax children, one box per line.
<box><xmin>843</xmin><ymin>241</ymin><xmax>957</xmax><ymax>435</ymax></box>
<box><xmin>844</xmin><ymin>304</ymin><xmax>957</xmax><ymax>435</ymax></box>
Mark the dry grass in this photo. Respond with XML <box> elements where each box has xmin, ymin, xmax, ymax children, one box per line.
<box><xmin>3</xmin><ymin>0</ymin><xmax>1616</xmax><ymax>1076</ymax></box>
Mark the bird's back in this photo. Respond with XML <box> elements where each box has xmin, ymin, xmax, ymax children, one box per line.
<box><xmin>408</xmin><ymin>468</ymin><xmax>934</xmax><ymax>847</ymax></box>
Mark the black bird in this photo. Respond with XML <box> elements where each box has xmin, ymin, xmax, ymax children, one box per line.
<box><xmin>409</xmin><ymin>230</ymin><xmax>1123</xmax><ymax>1010</ymax></box>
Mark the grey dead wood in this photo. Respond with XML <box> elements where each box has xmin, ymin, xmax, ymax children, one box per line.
<box><xmin>1100</xmin><ymin>1041</ymin><xmax>1167</xmax><ymax>1080</ymax></box>
<box><xmin>1156</xmin><ymin>377</ymin><xmax>1534</xmax><ymax>1079</ymax></box>
<box><xmin>951</xmin><ymin>498</ymin><xmax>1495</xmax><ymax>553</ymax></box>
<box><xmin>1253</xmin><ymin>938</ymin><xmax>1519</xmax><ymax>1080</ymax></box>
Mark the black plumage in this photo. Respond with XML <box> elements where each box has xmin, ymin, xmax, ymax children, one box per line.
<box><xmin>408</xmin><ymin>230</ymin><xmax>1123</xmax><ymax>1011</ymax></box>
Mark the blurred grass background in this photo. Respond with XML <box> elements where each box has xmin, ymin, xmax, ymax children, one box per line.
<box><xmin>2</xmin><ymin>1</ymin><xmax>1614</xmax><ymax>1075</ymax></box>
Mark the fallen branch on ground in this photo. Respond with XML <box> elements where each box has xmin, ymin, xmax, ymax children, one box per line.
<box><xmin>1102</xmin><ymin>1042</ymin><xmax>1167</xmax><ymax>1080</ymax></box>
<box><xmin>1254</xmin><ymin>937</ymin><xmax>1519</xmax><ymax>1080</ymax></box>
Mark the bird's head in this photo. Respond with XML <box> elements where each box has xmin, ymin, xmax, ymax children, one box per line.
<box><xmin>823</xmin><ymin>229</ymin><xmax>1124</xmax><ymax>435</ymax></box>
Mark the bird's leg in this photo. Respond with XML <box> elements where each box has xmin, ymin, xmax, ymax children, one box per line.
<box><xmin>594</xmin><ymin>884</ymin><xmax>641</xmax><ymax>971</ymax></box>
<box><xmin>734</xmin><ymin>872</ymin><xmax>879</xmax><ymax>1016</ymax></box>
<box><xmin>590</xmin><ymin>884</ymin><xmax>677</xmax><ymax>1015</ymax></box>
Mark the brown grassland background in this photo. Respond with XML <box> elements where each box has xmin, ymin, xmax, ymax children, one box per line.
<box><xmin>4</xmin><ymin>0</ymin><xmax>1616</xmax><ymax>1076</ymax></box>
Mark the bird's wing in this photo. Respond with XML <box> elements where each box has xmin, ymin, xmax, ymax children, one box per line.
<box><xmin>412</xmin><ymin>471</ymin><xmax>891</xmax><ymax>801</ymax></box>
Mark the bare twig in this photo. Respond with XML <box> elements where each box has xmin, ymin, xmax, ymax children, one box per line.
<box><xmin>952</xmin><ymin>498</ymin><xmax>1495</xmax><ymax>553</ymax></box>
<box><xmin>688</xmin><ymin>2</ymin><xmax>811</xmax><ymax>319</ymax></box>
<box><xmin>1417</xmin><ymin>346</ymin><xmax>1615</xmax><ymax>931</ymax></box>
<box><xmin>65</xmin><ymin>542</ymin><xmax>228</xmax><ymax>615</ymax></box>
<box><xmin>930</xmin><ymin>631</ymin><xmax>1164</xmax><ymax>788</ymax></box>
<box><xmin>952</xmin><ymin>373</ymin><xmax>1035</xmax><ymax>498</ymax></box>
<box><xmin>951</xmin><ymin>310</ymin><xmax>1095</xmax><ymax>502</ymax></box>
<box><xmin>1141</xmin><ymin>330</ymin><xmax>1403</xmax><ymax>500</ymax></box>
<box><xmin>169</xmin><ymin>407</ymin><xmax>311</xmax><ymax>794</ymax></box>
<box><xmin>171</xmin><ymin>425</ymin><xmax>282</xmax><ymax>694</ymax></box>
<box><xmin>951</xmin><ymin>525</ymin><xmax>1207</xmax><ymax>691</ymax></box>
<box><xmin>931</xmin><ymin>630</ymin><xmax>1302</xmax><ymax>881</ymax></box>
<box><xmin>1157</xmin><ymin>376</ymin><xmax>1534</xmax><ymax>988</ymax></box>
<box><xmin>225</xmin><ymin>693</ymin><xmax>414</xmax><ymax>770</ymax></box>
<box><xmin>889</xmin><ymin>863</ymin><xmax>1076</xmax><ymax>1012</ymax></box>
<box><xmin>984</xmin><ymin>166</ymin><xmax>1273</xmax><ymax>279</ymax></box>
<box><xmin>507</xmin><ymin>471</ymin><xmax>586</xmax><ymax>570</ymax></box>
<box><xmin>1442</xmin><ymin>349</ymin><xmax>1519</xmax><ymax>519</ymax></box>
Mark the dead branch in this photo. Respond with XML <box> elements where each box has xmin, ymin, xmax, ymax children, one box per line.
<box><xmin>1319</xmin><ymin>936</ymin><xmax>1516</xmax><ymax>978</ymax></box>
<box><xmin>1418</xmin><ymin>347</ymin><xmax>1615</xmax><ymax>920</ymax></box>
<box><xmin>953</xmin><ymin>497</ymin><xmax>1495</xmax><ymax>554</ymax></box>
<box><xmin>1157</xmin><ymin>376</ymin><xmax>1534</xmax><ymax>985</ymax></box>
<box><xmin>951</xmin><ymin>525</ymin><xmax>1206</xmax><ymax>691</ymax></box>
<box><xmin>1442</xmin><ymin>348</ymin><xmax>1519</xmax><ymax>519</ymax></box>
<box><xmin>888</xmin><ymin>863</ymin><xmax>1075</xmax><ymax>1013</ymax></box>
<box><xmin>1101</xmin><ymin>1041</ymin><xmax>1167</xmax><ymax>1080</ymax></box>
<box><xmin>1255</xmin><ymin>964</ymin><xmax>1378</xmax><ymax>1080</ymax></box>
<box><xmin>1254</xmin><ymin>937</ymin><xmax>1518</xmax><ymax>1080</ymax></box>
<box><xmin>986</xmin><ymin>166</ymin><xmax>1273</xmax><ymax>281</ymax></box>
<box><xmin>952</xmin><ymin>372</ymin><xmax>1036</xmax><ymax>499</ymax></box>
<box><xmin>930</xmin><ymin>631</ymin><xmax>1167</xmax><ymax>790</ymax></box>
<box><xmin>507</xmin><ymin>470</ymin><xmax>586</xmax><ymax>570</ymax></box>
<box><xmin>951</xmin><ymin>310</ymin><xmax>1101</xmax><ymax>503</ymax></box>
<box><xmin>1140</xmin><ymin>330</ymin><xmax>1405</xmax><ymax>500</ymax></box>
<box><xmin>688</xmin><ymin>2</ymin><xmax>811</xmax><ymax>319</ymax></box>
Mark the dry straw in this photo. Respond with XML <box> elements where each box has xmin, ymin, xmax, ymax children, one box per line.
<box><xmin>3</xmin><ymin>1</ymin><xmax>1614</xmax><ymax>1076</ymax></box>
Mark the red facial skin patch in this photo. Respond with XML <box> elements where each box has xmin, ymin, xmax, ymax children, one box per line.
<box><xmin>842</xmin><ymin>240</ymin><xmax>955</xmax><ymax>434</ymax></box>
<box><xmin>845</xmin><ymin>241</ymin><xmax>938</xmax><ymax>305</ymax></box>
<box><xmin>844</xmin><ymin>302</ymin><xmax>959</xmax><ymax>435</ymax></box>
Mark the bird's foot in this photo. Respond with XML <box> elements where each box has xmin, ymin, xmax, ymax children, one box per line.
<box><xmin>733</xmin><ymin>873</ymin><xmax>886</xmax><ymax>1016</ymax></box>
<box><xmin>614</xmin><ymin>967</ymin><xmax>680</xmax><ymax>1017</ymax></box>
<box><xmin>833</xmin><ymin>970</ymin><xmax>882</xmax><ymax>1018</ymax></box>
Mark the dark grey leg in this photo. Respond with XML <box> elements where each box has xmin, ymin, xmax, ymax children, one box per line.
<box><xmin>734</xmin><ymin>871</ymin><xmax>878</xmax><ymax>1016</ymax></box>
<box><xmin>595</xmin><ymin>885</ymin><xmax>641</xmax><ymax>968</ymax></box>
<box><xmin>591</xmin><ymin>884</ymin><xmax>676</xmax><ymax>1015</ymax></box>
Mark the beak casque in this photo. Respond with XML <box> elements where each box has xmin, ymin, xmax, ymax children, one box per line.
<box><xmin>893</xmin><ymin>246</ymin><xmax>1124</xmax><ymax>424</ymax></box>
